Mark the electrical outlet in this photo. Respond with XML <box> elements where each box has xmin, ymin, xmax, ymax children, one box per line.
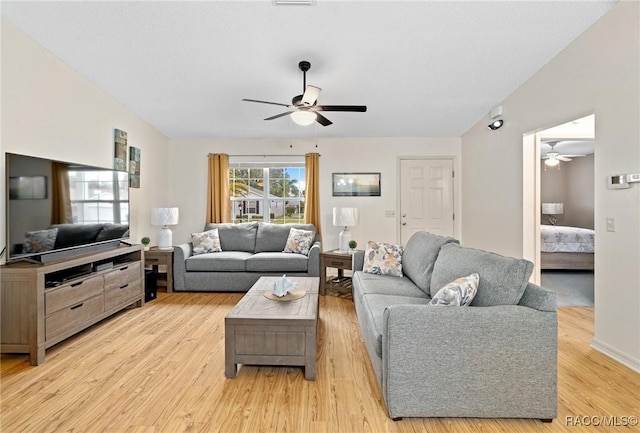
<box><xmin>385</xmin><ymin>210</ymin><xmax>395</xmax><ymax>218</ymax></box>
<box><xmin>606</xmin><ymin>217</ymin><xmax>616</xmax><ymax>232</ymax></box>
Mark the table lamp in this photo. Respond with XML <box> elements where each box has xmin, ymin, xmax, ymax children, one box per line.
<box><xmin>541</xmin><ymin>203</ymin><xmax>563</xmax><ymax>225</ymax></box>
<box><xmin>333</xmin><ymin>207</ymin><xmax>359</xmax><ymax>252</ymax></box>
<box><xmin>151</xmin><ymin>207</ymin><xmax>179</xmax><ymax>250</ymax></box>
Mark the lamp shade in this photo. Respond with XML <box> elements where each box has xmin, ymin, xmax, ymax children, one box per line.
<box><xmin>541</xmin><ymin>203</ymin><xmax>563</xmax><ymax>215</ymax></box>
<box><xmin>151</xmin><ymin>207</ymin><xmax>179</xmax><ymax>226</ymax></box>
<box><xmin>333</xmin><ymin>207</ymin><xmax>359</xmax><ymax>227</ymax></box>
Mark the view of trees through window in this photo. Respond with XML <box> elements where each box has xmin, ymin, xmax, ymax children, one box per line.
<box><xmin>229</xmin><ymin>166</ymin><xmax>305</xmax><ymax>224</ymax></box>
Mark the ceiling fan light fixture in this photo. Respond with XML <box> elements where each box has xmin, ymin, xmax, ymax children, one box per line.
<box><xmin>272</xmin><ymin>0</ymin><xmax>315</xmax><ymax>5</ymax></box>
<box><xmin>291</xmin><ymin>110</ymin><xmax>316</xmax><ymax>126</ymax></box>
<box><xmin>545</xmin><ymin>158</ymin><xmax>560</xmax><ymax>167</ymax></box>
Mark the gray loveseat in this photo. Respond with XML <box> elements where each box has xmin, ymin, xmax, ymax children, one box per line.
<box><xmin>352</xmin><ymin>231</ymin><xmax>557</xmax><ymax>421</ymax></box>
<box><xmin>173</xmin><ymin>222</ymin><xmax>321</xmax><ymax>292</ymax></box>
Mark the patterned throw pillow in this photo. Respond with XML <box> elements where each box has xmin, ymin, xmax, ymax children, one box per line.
<box><xmin>283</xmin><ymin>228</ymin><xmax>314</xmax><ymax>255</ymax></box>
<box><xmin>23</xmin><ymin>228</ymin><xmax>58</xmax><ymax>253</ymax></box>
<box><xmin>429</xmin><ymin>273</ymin><xmax>479</xmax><ymax>307</ymax></box>
<box><xmin>191</xmin><ymin>229</ymin><xmax>222</xmax><ymax>255</ymax></box>
<box><xmin>362</xmin><ymin>241</ymin><xmax>404</xmax><ymax>277</ymax></box>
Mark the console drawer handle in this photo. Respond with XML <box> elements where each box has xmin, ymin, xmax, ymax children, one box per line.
<box><xmin>120</xmin><ymin>266</ymin><xmax>128</xmax><ymax>271</ymax></box>
<box><xmin>70</xmin><ymin>281</ymin><xmax>83</xmax><ymax>287</ymax></box>
<box><xmin>70</xmin><ymin>303</ymin><xmax>84</xmax><ymax>310</ymax></box>
<box><xmin>331</xmin><ymin>261</ymin><xmax>345</xmax><ymax>266</ymax></box>
<box><xmin>120</xmin><ymin>284</ymin><xmax>129</xmax><ymax>289</ymax></box>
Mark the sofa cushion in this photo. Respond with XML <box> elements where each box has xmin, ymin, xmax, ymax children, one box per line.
<box><xmin>245</xmin><ymin>252</ymin><xmax>309</xmax><ymax>273</ymax></box>
<box><xmin>191</xmin><ymin>229</ymin><xmax>222</xmax><ymax>255</ymax></box>
<box><xmin>204</xmin><ymin>222</ymin><xmax>257</xmax><ymax>252</ymax></box>
<box><xmin>255</xmin><ymin>223</ymin><xmax>317</xmax><ymax>253</ymax></box>
<box><xmin>363</xmin><ymin>241</ymin><xmax>404</xmax><ymax>277</ymax></box>
<box><xmin>402</xmin><ymin>231</ymin><xmax>459</xmax><ymax>295</ymax></box>
<box><xmin>50</xmin><ymin>223</ymin><xmax>104</xmax><ymax>249</ymax></box>
<box><xmin>185</xmin><ymin>251</ymin><xmax>252</xmax><ymax>272</ymax></box>
<box><xmin>352</xmin><ymin>272</ymin><xmax>427</xmax><ymax>301</ymax></box>
<box><xmin>429</xmin><ymin>273</ymin><xmax>479</xmax><ymax>307</ymax></box>
<box><xmin>359</xmin><ymin>294</ymin><xmax>431</xmax><ymax>358</ymax></box>
<box><xmin>95</xmin><ymin>224</ymin><xmax>130</xmax><ymax>242</ymax></box>
<box><xmin>431</xmin><ymin>243</ymin><xmax>533</xmax><ymax>306</ymax></box>
<box><xmin>283</xmin><ymin>227</ymin><xmax>315</xmax><ymax>255</ymax></box>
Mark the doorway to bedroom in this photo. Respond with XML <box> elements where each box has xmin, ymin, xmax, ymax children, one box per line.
<box><xmin>523</xmin><ymin>114</ymin><xmax>595</xmax><ymax>307</ymax></box>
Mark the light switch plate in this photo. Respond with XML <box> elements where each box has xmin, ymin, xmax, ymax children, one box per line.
<box><xmin>606</xmin><ymin>217</ymin><xmax>616</xmax><ymax>232</ymax></box>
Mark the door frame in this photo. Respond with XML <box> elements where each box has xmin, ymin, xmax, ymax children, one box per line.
<box><xmin>396</xmin><ymin>155</ymin><xmax>460</xmax><ymax>243</ymax></box>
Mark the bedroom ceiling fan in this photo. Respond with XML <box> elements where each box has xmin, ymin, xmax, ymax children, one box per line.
<box><xmin>242</xmin><ymin>60</ymin><xmax>367</xmax><ymax>127</ymax></box>
<box><xmin>542</xmin><ymin>141</ymin><xmax>586</xmax><ymax>168</ymax></box>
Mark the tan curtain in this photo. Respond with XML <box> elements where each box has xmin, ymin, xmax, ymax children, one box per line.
<box><xmin>303</xmin><ymin>152</ymin><xmax>321</xmax><ymax>234</ymax></box>
<box><xmin>51</xmin><ymin>162</ymin><xmax>72</xmax><ymax>224</ymax></box>
<box><xmin>206</xmin><ymin>153</ymin><xmax>231</xmax><ymax>223</ymax></box>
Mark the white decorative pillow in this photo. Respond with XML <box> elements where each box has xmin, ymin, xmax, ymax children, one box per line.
<box><xmin>429</xmin><ymin>273</ymin><xmax>479</xmax><ymax>307</ymax></box>
<box><xmin>283</xmin><ymin>228</ymin><xmax>314</xmax><ymax>255</ymax></box>
<box><xmin>362</xmin><ymin>241</ymin><xmax>404</xmax><ymax>277</ymax></box>
<box><xmin>191</xmin><ymin>229</ymin><xmax>222</xmax><ymax>255</ymax></box>
<box><xmin>23</xmin><ymin>228</ymin><xmax>58</xmax><ymax>253</ymax></box>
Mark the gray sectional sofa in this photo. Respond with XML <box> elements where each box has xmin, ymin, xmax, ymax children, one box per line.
<box><xmin>352</xmin><ymin>231</ymin><xmax>557</xmax><ymax>421</ymax></box>
<box><xmin>173</xmin><ymin>222</ymin><xmax>321</xmax><ymax>292</ymax></box>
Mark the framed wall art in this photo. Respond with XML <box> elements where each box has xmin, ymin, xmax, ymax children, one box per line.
<box><xmin>332</xmin><ymin>172</ymin><xmax>381</xmax><ymax>197</ymax></box>
<box><xmin>114</xmin><ymin>128</ymin><xmax>128</xmax><ymax>171</ymax></box>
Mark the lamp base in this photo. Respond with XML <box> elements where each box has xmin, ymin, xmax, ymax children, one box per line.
<box><xmin>158</xmin><ymin>227</ymin><xmax>173</xmax><ymax>250</ymax></box>
<box><xmin>338</xmin><ymin>228</ymin><xmax>351</xmax><ymax>253</ymax></box>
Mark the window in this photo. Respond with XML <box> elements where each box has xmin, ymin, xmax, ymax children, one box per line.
<box><xmin>229</xmin><ymin>158</ymin><xmax>305</xmax><ymax>224</ymax></box>
<box><xmin>68</xmin><ymin>169</ymin><xmax>129</xmax><ymax>224</ymax></box>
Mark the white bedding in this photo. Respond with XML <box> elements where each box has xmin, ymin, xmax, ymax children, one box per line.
<box><xmin>541</xmin><ymin>225</ymin><xmax>595</xmax><ymax>253</ymax></box>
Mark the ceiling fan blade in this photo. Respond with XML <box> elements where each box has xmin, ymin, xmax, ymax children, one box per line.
<box><xmin>315</xmin><ymin>112</ymin><xmax>333</xmax><ymax>126</ymax></box>
<box><xmin>264</xmin><ymin>111</ymin><xmax>294</xmax><ymax>121</ymax></box>
<box><xmin>557</xmin><ymin>156</ymin><xmax>572</xmax><ymax>162</ymax></box>
<box><xmin>560</xmin><ymin>154</ymin><xmax>586</xmax><ymax>158</ymax></box>
<box><xmin>301</xmin><ymin>85</ymin><xmax>322</xmax><ymax>106</ymax></box>
<box><xmin>315</xmin><ymin>105</ymin><xmax>367</xmax><ymax>112</ymax></box>
<box><xmin>242</xmin><ymin>98</ymin><xmax>291</xmax><ymax>108</ymax></box>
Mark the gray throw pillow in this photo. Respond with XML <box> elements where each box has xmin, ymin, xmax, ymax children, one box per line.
<box><xmin>402</xmin><ymin>231</ymin><xmax>459</xmax><ymax>295</ymax></box>
<box><xmin>203</xmin><ymin>222</ymin><xmax>257</xmax><ymax>252</ymax></box>
<box><xmin>430</xmin><ymin>243</ymin><xmax>533</xmax><ymax>306</ymax></box>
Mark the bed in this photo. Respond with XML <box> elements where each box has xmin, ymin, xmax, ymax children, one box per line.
<box><xmin>540</xmin><ymin>225</ymin><xmax>595</xmax><ymax>270</ymax></box>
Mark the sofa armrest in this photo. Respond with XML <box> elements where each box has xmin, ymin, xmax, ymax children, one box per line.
<box><xmin>519</xmin><ymin>282</ymin><xmax>556</xmax><ymax>311</ymax></box>
<box><xmin>381</xmin><ymin>304</ymin><xmax>557</xmax><ymax>419</ymax></box>
<box><xmin>353</xmin><ymin>249</ymin><xmax>365</xmax><ymax>272</ymax></box>
<box><xmin>307</xmin><ymin>240</ymin><xmax>321</xmax><ymax>277</ymax></box>
<box><xmin>173</xmin><ymin>243</ymin><xmax>193</xmax><ymax>291</ymax></box>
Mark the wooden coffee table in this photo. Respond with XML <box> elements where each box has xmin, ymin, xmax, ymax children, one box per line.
<box><xmin>225</xmin><ymin>276</ymin><xmax>320</xmax><ymax>380</ymax></box>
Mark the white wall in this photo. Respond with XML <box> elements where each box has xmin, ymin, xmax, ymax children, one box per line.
<box><xmin>461</xmin><ymin>2</ymin><xmax>639</xmax><ymax>371</ymax></box>
<box><xmin>168</xmin><ymin>137</ymin><xmax>461</xmax><ymax>250</ymax></box>
<box><xmin>0</xmin><ymin>20</ymin><xmax>171</xmax><ymax>256</ymax></box>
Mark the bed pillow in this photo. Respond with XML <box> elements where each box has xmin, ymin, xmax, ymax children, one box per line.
<box><xmin>191</xmin><ymin>229</ymin><xmax>222</xmax><ymax>255</ymax></box>
<box><xmin>23</xmin><ymin>228</ymin><xmax>58</xmax><ymax>253</ymax></box>
<box><xmin>283</xmin><ymin>227</ymin><xmax>315</xmax><ymax>255</ymax></box>
<box><xmin>362</xmin><ymin>241</ymin><xmax>404</xmax><ymax>277</ymax></box>
<box><xmin>429</xmin><ymin>273</ymin><xmax>479</xmax><ymax>307</ymax></box>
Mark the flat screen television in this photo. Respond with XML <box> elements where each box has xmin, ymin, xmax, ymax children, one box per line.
<box><xmin>5</xmin><ymin>153</ymin><xmax>130</xmax><ymax>264</ymax></box>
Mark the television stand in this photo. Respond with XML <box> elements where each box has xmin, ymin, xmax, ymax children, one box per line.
<box><xmin>0</xmin><ymin>245</ymin><xmax>145</xmax><ymax>365</ymax></box>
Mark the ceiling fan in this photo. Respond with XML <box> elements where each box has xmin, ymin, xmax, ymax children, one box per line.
<box><xmin>542</xmin><ymin>141</ymin><xmax>586</xmax><ymax>167</ymax></box>
<box><xmin>242</xmin><ymin>60</ymin><xmax>367</xmax><ymax>127</ymax></box>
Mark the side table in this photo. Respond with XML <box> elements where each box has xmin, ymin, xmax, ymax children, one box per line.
<box><xmin>320</xmin><ymin>249</ymin><xmax>357</xmax><ymax>296</ymax></box>
<box><xmin>145</xmin><ymin>247</ymin><xmax>174</xmax><ymax>293</ymax></box>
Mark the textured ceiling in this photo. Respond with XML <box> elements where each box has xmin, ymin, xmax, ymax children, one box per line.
<box><xmin>1</xmin><ymin>1</ymin><xmax>617</xmax><ymax>139</ymax></box>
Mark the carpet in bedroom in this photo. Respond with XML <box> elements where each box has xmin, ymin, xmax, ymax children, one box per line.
<box><xmin>541</xmin><ymin>270</ymin><xmax>594</xmax><ymax>307</ymax></box>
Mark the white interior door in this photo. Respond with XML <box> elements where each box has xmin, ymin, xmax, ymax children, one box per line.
<box><xmin>400</xmin><ymin>158</ymin><xmax>454</xmax><ymax>245</ymax></box>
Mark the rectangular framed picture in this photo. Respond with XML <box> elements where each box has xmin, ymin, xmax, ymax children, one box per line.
<box><xmin>9</xmin><ymin>176</ymin><xmax>47</xmax><ymax>200</ymax></box>
<box><xmin>332</xmin><ymin>172</ymin><xmax>381</xmax><ymax>197</ymax></box>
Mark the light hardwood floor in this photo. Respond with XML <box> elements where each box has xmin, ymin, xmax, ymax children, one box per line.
<box><xmin>1</xmin><ymin>292</ymin><xmax>638</xmax><ymax>433</ymax></box>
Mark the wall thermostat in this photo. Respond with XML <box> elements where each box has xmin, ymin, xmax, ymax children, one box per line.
<box><xmin>626</xmin><ymin>173</ymin><xmax>640</xmax><ymax>183</ymax></box>
<box><xmin>608</xmin><ymin>174</ymin><xmax>629</xmax><ymax>189</ymax></box>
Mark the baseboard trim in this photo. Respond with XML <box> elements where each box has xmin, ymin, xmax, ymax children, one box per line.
<box><xmin>591</xmin><ymin>338</ymin><xmax>640</xmax><ymax>373</ymax></box>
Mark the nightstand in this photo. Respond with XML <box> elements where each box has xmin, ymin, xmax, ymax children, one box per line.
<box><xmin>320</xmin><ymin>249</ymin><xmax>357</xmax><ymax>296</ymax></box>
<box><xmin>145</xmin><ymin>247</ymin><xmax>174</xmax><ymax>293</ymax></box>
